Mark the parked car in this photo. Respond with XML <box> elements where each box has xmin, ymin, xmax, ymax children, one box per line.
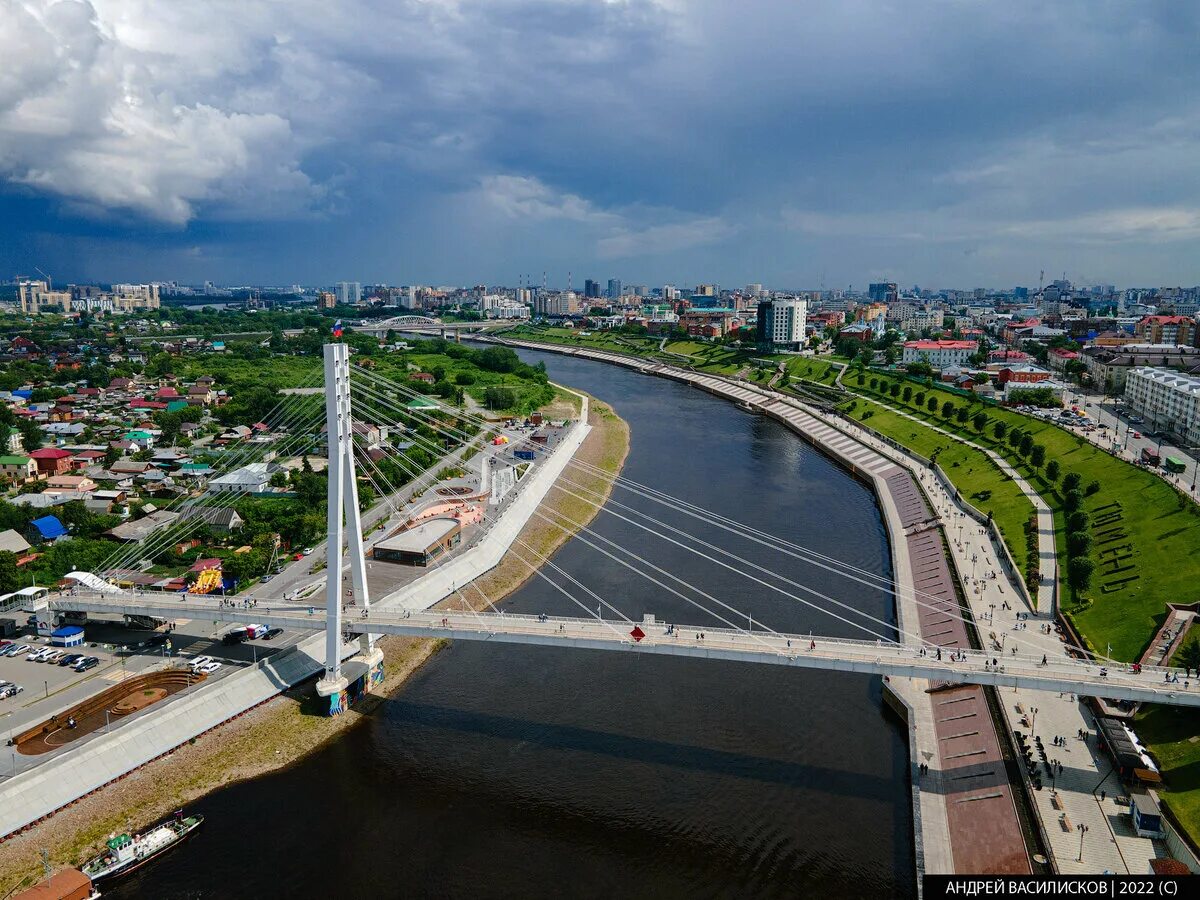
<box><xmin>292</xmin><ymin>552</ymin><xmax>304</xmax><ymax>561</ymax></box>
<box><xmin>73</xmin><ymin>657</ymin><xmax>100</xmax><ymax>672</ymax></box>
<box><xmin>1132</xmin><ymin>431</ymin><xmax>1142</xmax><ymax>439</ymax></box>
<box><xmin>302</xmin><ymin>548</ymin><xmax>314</xmax><ymax>556</ymax></box>
<box><xmin>260</xmin><ymin>574</ymin><xmax>273</xmax><ymax>583</ymax></box>
<box><xmin>58</xmin><ymin>654</ymin><xmax>84</xmax><ymax>667</ymax></box>
<box><xmin>197</xmin><ymin>661</ymin><xmax>222</xmax><ymax>675</ymax></box>
<box><xmin>0</xmin><ymin>684</ymin><xmax>23</xmax><ymax>699</ymax></box>
<box><xmin>41</xmin><ymin>650</ymin><xmax>65</xmax><ymax>664</ymax></box>
<box><xmin>222</xmin><ymin>629</ymin><xmax>249</xmax><ymax>646</ymax></box>
<box><xmin>189</xmin><ymin>655</ymin><xmax>214</xmax><ymax>668</ymax></box>
<box><xmin>262</xmin><ymin>627</ymin><xmax>283</xmax><ymax>641</ymax></box>
<box><xmin>6</xmin><ymin>644</ymin><xmax>30</xmax><ymax>657</ymax></box>
<box><xmin>26</xmin><ymin>648</ymin><xmax>53</xmax><ymax>662</ymax></box>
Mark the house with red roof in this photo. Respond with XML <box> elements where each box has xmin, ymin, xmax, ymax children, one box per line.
<box><xmin>29</xmin><ymin>447</ymin><xmax>73</xmax><ymax>477</ymax></box>
<box><xmin>1136</xmin><ymin>315</ymin><xmax>1195</xmax><ymax>346</ymax></box>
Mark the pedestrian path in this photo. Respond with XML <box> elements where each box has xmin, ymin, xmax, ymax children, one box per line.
<box><xmin>865</xmin><ymin>403</ymin><xmax>1057</xmax><ymax>614</ymax></box>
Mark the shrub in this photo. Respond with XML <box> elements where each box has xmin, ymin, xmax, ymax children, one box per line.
<box><xmin>1084</xmin><ymin>480</ymin><xmax>1100</xmax><ymax>496</ymax></box>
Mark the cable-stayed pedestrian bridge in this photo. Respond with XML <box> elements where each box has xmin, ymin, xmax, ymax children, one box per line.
<box><xmin>48</xmin><ymin>590</ymin><xmax>1200</xmax><ymax>709</ymax></box>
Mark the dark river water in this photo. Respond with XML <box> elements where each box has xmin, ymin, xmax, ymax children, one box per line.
<box><xmin>112</xmin><ymin>350</ymin><xmax>914</xmax><ymax>899</ymax></box>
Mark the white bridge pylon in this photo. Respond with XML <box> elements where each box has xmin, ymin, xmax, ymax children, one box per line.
<box><xmin>317</xmin><ymin>342</ymin><xmax>382</xmax><ymax>710</ymax></box>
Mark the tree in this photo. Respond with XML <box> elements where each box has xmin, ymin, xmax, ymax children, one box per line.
<box><xmin>972</xmin><ymin>412</ymin><xmax>988</xmax><ymax>431</ymax></box>
<box><xmin>914</xmin><ymin>391</ymin><xmax>925</xmax><ymax>406</ymax></box>
<box><xmin>1030</xmin><ymin>445</ymin><xmax>1046</xmax><ymax>469</ymax></box>
<box><xmin>269</xmin><ymin>471</ymin><xmax>289</xmax><ymax>489</ymax></box>
<box><xmin>1067</xmin><ymin>511</ymin><xmax>1089</xmax><ymax>533</ymax></box>
<box><xmin>484</xmin><ymin>386</ymin><xmax>517</xmax><ymax>410</ymax></box>
<box><xmin>1067</xmin><ymin>556</ymin><xmax>1095</xmax><ymax>593</ymax></box>
<box><xmin>888</xmin><ymin>383</ymin><xmax>901</xmax><ymax>397</ymax></box>
<box><xmin>1066</xmin><ymin>531</ymin><xmax>1093</xmax><ymax>556</ymax></box>
<box><xmin>1063</xmin><ymin>489</ymin><xmax>1084</xmax><ymax>512</ymax></box>
<box><xmin>927</xmin><ymin>396</ymin><xmax>938</xmax><ymax>412</ymax></box>
<box><xmin>0</xmin><ymin>551</ymin><xmax>18</xmax><ymax>595</ymax></box>
<box><xmin>1045</xmin><ymin>460</ymin><xmax>1061</xmax><ymax>482</ymax></box>
<box><xmin>1008</xmin><ymin>429</ymin><xmax>1023</xmax><ymax>450</ymax></box>
<box><xmin>1018</xmin><ymin>433</ymin><xmax>1034</xmax><ymax>456</ymax></box>
<box><xmin>956</xmin><ymin>407</ymin><xmax>969</xmax><ymax>424</ymax></box>
<box><xmin>455</xmin><ymin>372</ymin><xmax>477</xmax><ymax>386</ymax></box>
<box><xmin>16</xmin><ymin>418</ymin><xmax>42</xmax><ymax>451</ymax></box>
<box><xmin>1062</xmin><ymin>472</ymin><xmax>1082</xmax><ymax>492</ymax></box>
<box><xmin>1179</xmin><ymin>641</ymin><xmax>1200</xmax><ymax>676</ymax></box>
<box><xmin>942</xmin><ymin>400</ymin><xmax>956</xmax><ymax>419</ymax></box>
<box><xmin>993</xmin><ymin>421</ymin><xmax>1008</xmax><ymax>440</ymax></box>
<box><xmin>902</xmin><ymin>386</ymin><xmax>913</xmax><ymax>403</ymax></box>
<box><xmin>906</xmin><ymin>359</ymin><xmax>934</xmax><ymax>378</ymax></box>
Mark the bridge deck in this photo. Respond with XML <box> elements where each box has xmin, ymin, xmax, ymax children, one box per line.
<box><xmin>50</xmin><ymin>593</ymin><xmax>1200</xmax><ymax>707</ymax></box>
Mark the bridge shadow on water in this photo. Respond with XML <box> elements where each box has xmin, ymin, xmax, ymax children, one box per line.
<box><xmin>385</xmin><ymin>699</ymin><xmax>898</xmax><ymax>801</ymax></box>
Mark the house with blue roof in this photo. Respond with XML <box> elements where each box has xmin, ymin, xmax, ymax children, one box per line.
<box><xmin>27</xmin><ymin>515</ymin><xmax>68</xmax><ymax>543</ymax></box>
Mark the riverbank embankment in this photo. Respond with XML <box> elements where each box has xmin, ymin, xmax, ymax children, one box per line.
<box><xmin>489</xmin><ymin>336</ymin><xmax>1034</xmax><ymax>878</ymax></box>
<box><xmin>0</xmin><ymin>394</ymin><xmax>629</xmax><ymax>894</ymax></box>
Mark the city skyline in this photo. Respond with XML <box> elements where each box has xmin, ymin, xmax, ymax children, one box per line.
<box><xmin>2</xmin><ymin>2</ymin><xmax>1199</xmax><ymax>287</ymax></box>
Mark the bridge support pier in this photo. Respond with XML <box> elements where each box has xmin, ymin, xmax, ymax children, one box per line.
<box><xmin>315</xmin><ymin>342</ymin><xmax>382</xmax><ymax>714</ymax></box>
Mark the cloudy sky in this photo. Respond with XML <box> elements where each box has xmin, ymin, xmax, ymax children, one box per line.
<box><xmin>1</xmin><ymin>0</ymin><xmax>1198</xmax><ymax>289</ymax></box>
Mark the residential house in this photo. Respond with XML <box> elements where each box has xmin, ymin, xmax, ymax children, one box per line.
<box><xmin>0</xmin><ymin>455</ymin><xmax>37</xmax><ymax>482</ymax></box>
<box><xmin>29</xmin><ymin>447</ymin><xmax>74</xmax><ymax>477</ymax></box>
<box><xmin>207</xmin><ymin>462</ymin><xmax>276</xmax><ymax>494</ymax></box>
<box><xmin>180</xmin><ymin>507</ymin><xmax>244</xmax><ymax>534</ymax></box>
<box><xmin>44</xmin><ymin>475</ymin><xmax>97</xmax><ymax>494</ymax></box>
<box><xmin>0</xmin><ymin>529</ymin><xmax>32</xmax><ymax>555</ymax></box>
<box><xmin>27</xmin><ymin>515</ymin><xmax>68</xmax><ymax>543</ymax></box>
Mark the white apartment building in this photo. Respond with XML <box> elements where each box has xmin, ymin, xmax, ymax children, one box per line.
<box><xmin>1125</xmin><ymin>367</ymin><xmax>1200</xmax><ymax>446</ymax></box>
<box><xmin>757</xmin><ymin>297</ymin><xmax>807</xmax><ymax>349</ymax></box>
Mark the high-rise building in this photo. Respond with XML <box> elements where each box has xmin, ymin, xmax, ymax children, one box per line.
<box><xmin>584</xmin><ymin>279</ymin><xmax>600</xmax><ymax>299</ymax></box>
<box><xmin>755</xmin><ymin>298</ymin><xmax>808</xmax><ymax>350</ymax></box>
<box><xmin>868</xmin><ymin>282</ymin><xmax>898</xmax><ymax>303</ymax></box>
<box><xmin>607</xmin><ymin>278</ymin><xmax>622</xmax><ymax>300</ymax></box>
<box><xmin>318</xmin><ymin>291</ymin><xmax>337</xmax><ymax>309</ymax></box>
<box><xmin>336</xmin><ymin>282</ymin><xmax>361</xmax><ymax>305</ymax></box>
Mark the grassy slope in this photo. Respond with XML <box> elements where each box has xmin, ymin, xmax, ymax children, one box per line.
<box><xmin>842</xmin><ymin>399</ymin><xmax>1034</xmax><ymax>575</ymax></box>
<box><xmin>845</xmin><ymin>369</ymin><xmax>1200</xmax><ymax>661</ymax></box>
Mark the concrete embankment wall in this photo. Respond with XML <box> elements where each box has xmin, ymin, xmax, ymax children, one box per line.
<box><xmin>0</xmin><ymin>404</ymin><xmax>591</xmax><ymax>840</ymax></box>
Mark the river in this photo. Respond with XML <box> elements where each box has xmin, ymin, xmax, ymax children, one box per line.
<box><xmin>111</xmin><ymin>350</ymin><xmax>914</xmax><ymax>898</ymax></box>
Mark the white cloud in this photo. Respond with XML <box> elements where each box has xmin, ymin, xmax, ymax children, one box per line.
<box><xmin>478</xmin><ymin>174</ymin><xmax>619</xmax><ymax>224</ymax></box>
<box><xmin>597</xmin><ymin>216</ymin><xmax>738</xmax><ymax>258</ymax></box>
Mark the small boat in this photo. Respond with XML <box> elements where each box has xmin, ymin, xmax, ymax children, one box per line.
<box><xmin>80</xmin><ymin>811</ymin><xmax>203</xmax><ymax>885</ymax></box>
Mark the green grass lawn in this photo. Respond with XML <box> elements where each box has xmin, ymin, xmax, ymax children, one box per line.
<box><xmin>845</xmin><ymin>368</ymin><xmax>1200</xmax><ymax>662</ymax></box>
<box><xmin>842</xmin><ymin>399</ymin><xmax>1034</xmax><ymax>575</ymax></box>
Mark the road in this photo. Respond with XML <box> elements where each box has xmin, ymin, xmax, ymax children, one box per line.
<box><xmin>1056</xmin><ymin>384</ymin><xmax>1200</xmax><ymax>495</ymax></box>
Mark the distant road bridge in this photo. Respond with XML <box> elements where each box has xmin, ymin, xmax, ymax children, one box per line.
<box><xmin>48</xmin><ymin>591</ymin><xmax>1200</xmax><ymax>709</ymax></box>
<box><xmin>352</xmin><ymin>316</ymin><xmax>510</xmax><ymax>338</ymax></box>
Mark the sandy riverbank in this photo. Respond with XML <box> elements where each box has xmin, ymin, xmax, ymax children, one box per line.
<box><xmin>0</xmin><ymin>394</ymin><xmax>629</xmax><ymax>893</ymax></box>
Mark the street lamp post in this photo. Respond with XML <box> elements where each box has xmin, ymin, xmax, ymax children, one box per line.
<box><xmin>1030</xmin><ymin>706</ymin><xmax>1038</xmax><ymax>734</ymax></box>
<box><xmin>1076</xmin><ymin>823</ymin><xmax>1090</xmax><ymax>862</ymax></box>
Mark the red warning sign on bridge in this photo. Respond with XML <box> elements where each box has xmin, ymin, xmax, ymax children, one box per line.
<box><xmin>630</xmin><ymin>626</ymin><xmax>645</xmax><ymax>642</ymax></box>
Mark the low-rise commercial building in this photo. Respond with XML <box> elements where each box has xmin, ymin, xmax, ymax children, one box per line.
<box><xmin>373</xmin><ymin>518</ymin><xmax>462</xmax><ymax>566</ymax></box>
<box><xmin>901</xmin><ymin>340</ymin><xmax>975</xmax><ymax>369</ymax></box>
